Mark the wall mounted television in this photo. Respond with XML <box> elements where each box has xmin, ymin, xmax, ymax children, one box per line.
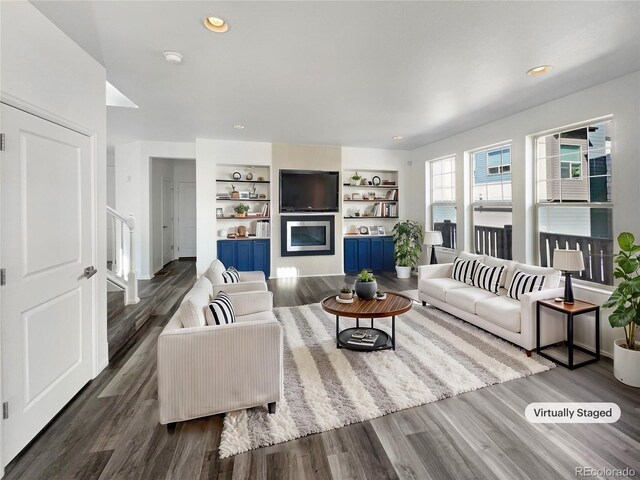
<box><xmin>279</xmin><ymin>169</ymin><xmax>340</xmax><ymax>213</ymax></box>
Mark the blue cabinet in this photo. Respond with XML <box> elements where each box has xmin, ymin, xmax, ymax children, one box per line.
<box><xmin>344</xmin><ymin>236</ymin><xmax>394</xmax><ymax>273</ymax></box>
<box><xmin>216</xmin><ymin>239</ymin><xmax>270</xmax><ymax>278</ymax></box>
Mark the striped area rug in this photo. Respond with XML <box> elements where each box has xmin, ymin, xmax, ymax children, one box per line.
<box><xmin>219</xmin><ymin>302</ymin><xmax>554</xmax><ymax>458</ymax></box>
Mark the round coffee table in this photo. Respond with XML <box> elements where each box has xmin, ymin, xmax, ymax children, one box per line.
<box><xmin>321</xmin><ymin>292</ymin><xmax>413</xmax><ymax>351</ymax></box>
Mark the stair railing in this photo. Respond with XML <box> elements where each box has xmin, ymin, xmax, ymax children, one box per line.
<box><xmin>107</xmin><ymin>206</ymin><xmax>139</xmax><ymax>305</ymax></box>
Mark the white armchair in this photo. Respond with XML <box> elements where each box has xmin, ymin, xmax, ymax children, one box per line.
<box><xmin>203</xmin><ymin>259</ymin><xmax>268</xmax><ymax>296</ymax></box>
<box><xmin>157</xmin><ymin>290</ymin><xmax>283</xmax><ymax>426</ymax></box>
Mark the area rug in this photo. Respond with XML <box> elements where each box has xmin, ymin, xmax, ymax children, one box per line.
<box><xmin>219</xmin><ymin>302</ymin><xmax>554</xmax><ymax>458</ymax></box>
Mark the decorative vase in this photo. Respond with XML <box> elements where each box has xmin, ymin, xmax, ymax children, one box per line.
<box><xmin>395</xmin><ymin>265</ymin><xmax>411</xmax><ymax>279</ymax></box>
<box><xmin>339</xmin><ymin>292</ymin><xmax>353</xmax><ymax>300</ymax></box>
<box><xmin>354</xmin><ymin>280</ymin><xmax>377</xmax><ymax>299</ymax></box>
<box><xmin>613</xmin><ymin>339</ymin><xmax>640</xmax><ymax>388</ymax></box>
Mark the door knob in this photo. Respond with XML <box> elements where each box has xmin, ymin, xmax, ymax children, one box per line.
<box><xmin>163</xmin><ymin>226</ymin><xmax>169</xmax><ymax>229</ymax></box>
<box><xmin>84</xmin><ymin>266</ymin><xmax>97</xmax><ymax>279</ymax></box>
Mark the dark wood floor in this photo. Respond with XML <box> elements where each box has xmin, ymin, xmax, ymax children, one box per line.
<box><xmin>5</xmin><ymin>262</ymin><xmax>640</xmax><ymax>479</ymax></box>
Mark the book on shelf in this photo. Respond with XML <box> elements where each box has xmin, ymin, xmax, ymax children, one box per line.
<box><xmin>255</xmin><ymin>220</ymin><xmax>270</xmax><ymax>238</ymax></box>
<box><xmin>347</xmin><ymin>331</ymin><xmax>379</xmax><ymax>345</ymax></box>
<box><xmin>384</xmin><ymin>189</ymin><xmax>398</xmax><ymax>200</ymax></box>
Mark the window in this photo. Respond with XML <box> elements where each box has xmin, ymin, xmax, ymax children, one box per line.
<box><xmin>472</xmin><ymin>144</ymin><xmax>512</xmax><ymax>259</ymax></box>
<box><xmin>535</xmin><ymin>120</ymin><xmax>613</xmax><ymax>285</ymax></box>
<box><xmin>429</xmin><ymin>156</ymin><xmax>456</xmax><ymax>249</ymax></box>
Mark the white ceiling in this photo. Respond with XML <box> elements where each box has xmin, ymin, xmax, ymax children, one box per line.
<box><xmin>32</xmin><ymin>1</ymin><xmax>640</xmax><ymax>151</ymax></box>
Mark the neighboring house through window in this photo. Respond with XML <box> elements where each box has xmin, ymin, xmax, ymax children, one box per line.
<box><xmin>429</xmin><ymin>155</ymin><xmax>457</xmax><ymax>249</ymax></box>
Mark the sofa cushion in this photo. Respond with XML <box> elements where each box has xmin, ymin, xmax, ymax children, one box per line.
<box><xmin>451</xmin><ymin>257</ymin><xmax>478</xmax><ymax>284</ymax></box>
<box><xmin>458</xmin><ymin>251</ymin><xmax>484</xmax><ymax>262</ymax></box>
<box><xmin>445</xmin><ymin>287</ymin><xmax>497</xmax><ymax>315</ymax></box>
<box><xmin>514</xmin><ymin>263</ymin><xmax>560</xmax><ymax>289</ymax></box>
<box><xmin>476</xmin><ymin>296</ymin><xmax>522</xmax><ymax>333</ymax></box>
<box><xmin>419</xmin><ymin>278</ymin><xmax>469</xmax><ymax>302</ymax></box>
<box><xmin>205</xmin><ymin>291</ymin><xmax>236</xmax><ymax>326</ymax></box>
<box><xmin>482</xmin><ymin>256</ymin><xmax>517</xmax><ymax>288</ymax></box>
<box><xmin>179</xmin><ymin>299</ymin><xmax>206</xmax><ymax>328</ymax></box>
<box><xmin>203</xmin><ymin>259</ymin><xmax>226</xmax><ymax>285</ymax></box>
<box><xmin>507</xmin><ymin>270</ymin><xmax>546</xmax><ymax>300</ymax></box>
<box><xmin>470</xmin><ymin>262</ymin><xmax>505</xmax><ymax>294</ymax></box>
<box><xmin>235</xmin><ymin>311</ymin><xmax>277</xmax><ymax>324</ymax></box>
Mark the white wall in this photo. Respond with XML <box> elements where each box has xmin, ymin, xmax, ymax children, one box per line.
<box><xmin>173</xmin><ymin>160</ymin><xmax>196</xmax><ymax>257</ymax></box>
<box><xmin>150</xmin><ymin>158</ymin><xmax>175</xmax><ymax>273</ymax></box>
<box><xmin>0</xmin><ymin>0</ymin><xmax>107</xmax><ymax>471</ymax></box>
<box><xmin>115</xmin><ymin>141</ymin><xmax>195</xmax><ymax>278</ymax></box>
<box><xmin>411</xmin><ymin>71</ymin><xmax>640</xmax><ymax>356</ymax></box>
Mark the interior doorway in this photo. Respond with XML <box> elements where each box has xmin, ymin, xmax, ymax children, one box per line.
<box><xmin>150</xmin><ymin>158</ymin><xmax>196</xmax><ymax>274</ymax></box>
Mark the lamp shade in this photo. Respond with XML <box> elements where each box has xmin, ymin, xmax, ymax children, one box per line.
<box><xmin>423</xmin><ymin>230</ymin><xmax>443</xmax><ymax>246</ymax></box>
<box><xmin>553</xmin><ymin>249</ymin><xmax>585</xmax><ymax>272</ymax></box>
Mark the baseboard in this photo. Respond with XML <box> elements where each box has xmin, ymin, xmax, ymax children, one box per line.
<box><xmin>572</xmin><ymin>340</ymin><xmax>612</xmax><ymax>359</ymax></box>
<box><xmin>269</xmin><ymin>272</ymin><xmax>345</xmax><ymax>279</ymax></box>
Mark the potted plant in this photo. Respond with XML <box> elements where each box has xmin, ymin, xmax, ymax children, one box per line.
<box><xmin>350</xmin><ymin>171</ymin><xmax>361</xmax><ymax>186</ymax></box>
<box><xmin>339</xmin><ymin>286</ymin><xmax>354</xmax><ymax>300</ymax></box>
<box><xmin>354</xmin><ymin>269</ymin><xmax>377</xmax><ymax>299</ymax></box>
<box><xmin>233</xmin><ymin>203</ymin><xmax>250</xmax><ymax>218</ymax></box>
<box><xmin>392</xmin><ymin>220</ymin><xmax>423</xmax><ymax>279</ymax></box>
<box><xmin>603</xmin><ymin>232</ymin><xmax>640</xmax><ymax>387</ymax></box>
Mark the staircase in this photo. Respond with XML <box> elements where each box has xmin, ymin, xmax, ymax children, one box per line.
<box><xmin>106</xmin><ymin>206</ymin><xmax>139</xmax><ymax>305</ymax></box>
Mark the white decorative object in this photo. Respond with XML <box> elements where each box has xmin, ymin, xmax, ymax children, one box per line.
<box><xmin>613</xmin><ymin>339</ymin><xmax>640</xmax><ymax>387</ymax></box>
<box><xmin>335</xmin><ymin>295</ymin><xmax>354</xmax><ymax>304</ymax></box>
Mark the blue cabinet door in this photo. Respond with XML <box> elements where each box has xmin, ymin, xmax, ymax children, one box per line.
<box><xmin>344</xmin><ymin>238</ymin><xmax>358</xmax><ymax>273</ymax></box>
<box><xmin>236</xmin><ymin>241</ymin><xmax>253</xmax><ymax>271</ymax></box>
<box><xmin>370</xmin><ymin>238</ymin><xmax>384</xmax><ymax>271</ymax></box>
<box><xmin>357</xmin><ymin>239</ymin><xmax>371</xmax><ymax>272</ymax></box>
<box><xmin>217</xmin><ymin>241</ymin><xmax>236</xmax><ymax>269</ymax></box>
<box><xmin>253</xmin><ymin>240</ymin><xmax>270</xmax><ymax>278</ymax></box>
<box><xmin>383</xmin><ymin>237</ymin><xmax>395</xmax><ymax>271</ymax></box>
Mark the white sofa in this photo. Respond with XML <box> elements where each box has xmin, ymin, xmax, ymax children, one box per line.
<box><xmin>418</xmin><ymin>253</ymin><xmax>565</xmax><ymax>355</ymax></box>
<box><xmin>157</xmin><ymin>276</ymin><xmax>283</xmax><ymax>426</ymax></box>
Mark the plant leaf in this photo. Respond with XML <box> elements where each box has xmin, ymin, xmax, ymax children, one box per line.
<box><xmin>618</xmin><ymin>232</ymin><xmax>636</xmax><ymax>251</ymax></box>
<box><xmin>608</xmin><ymin>307</ymin><xmax>635</xmax><ymax>328</ymax></box>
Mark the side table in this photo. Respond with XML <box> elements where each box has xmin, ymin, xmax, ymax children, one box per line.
<box><xmin>536</xmin><ymin>298</ymin><xmax>600</xmax><ymax>370</ymax></box>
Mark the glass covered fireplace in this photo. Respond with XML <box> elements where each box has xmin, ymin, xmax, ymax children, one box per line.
<box><xmin>281</xmin><ymin>215</ymin><xmax>335</xmax><ymax>256</ymax></box>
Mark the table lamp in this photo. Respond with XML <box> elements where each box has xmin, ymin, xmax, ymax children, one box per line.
<box><xmin>552</xmin><ymin>249</ymin><xmax>585</xmax><ymax>305</ymax></box>
<box><xmin>424</xmin><ymin>230</ymin><xmax>443</xmax><ymax>265</ymax></box>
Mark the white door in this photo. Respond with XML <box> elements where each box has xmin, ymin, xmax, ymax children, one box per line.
<box><xmin>161</xmin><ymin>178</ymin><xmax>173</xmax><ymax>266</ymax></box>
<box><xmin>1</xmin><ymin>104</ymin><xmax>94</xmax><ymax>464</ymax></box>
<box><xmin>177</xmin><ymin>182</ymin><xmax>197</xmax><ymax>258</ymax></box>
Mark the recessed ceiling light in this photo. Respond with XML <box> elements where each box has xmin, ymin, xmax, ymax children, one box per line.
<box><xmin>204</xmin><ymin>16</ymin><xmax>229</xmax><ymax>33</ymax></box>
<box><xmin>163</xmin><ymin>51</ymin><xmax>183</xmax><ymax>64</ymax></box>
<box><xmin>392</xmin><ymin>136</ymin><xmax>403</xmax><ymax>141</ymax></box>
<box><xmin>527</xmin><ymin>65</ymin><xmax>552</xmax><ymax>76</ymax></box>
<box><xmin>233</xmin><ymin>124</ymin><xmax>245</xmax><ymax>129</ymax></box>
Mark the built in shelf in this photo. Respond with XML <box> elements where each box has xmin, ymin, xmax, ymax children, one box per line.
<box><xmin>344</xmin><ymin>199</ymin><xmax>397</xmax><ymax>203</ymax></box>
<box><xmin>342</xmin><ymin>184</ymin><xmax>398</xmax><ymax>189</ymax></box>
<box><xmin>217</xmin><ymin>236</ymin><xmax>271</xmax><ymax>240</ymax></box>
<box><xmin>343</xmin><ymin>216</ymin><xmax>398</xmax><ymax>219</ymax></box>
<box><xmin>216</xmin><ymin>198</ymin><xmax>271</xmax><ymax>202</ymax></box>
<box><xmin>216</xmin><ymin>179</ymin><xmax>270</xmax><ymax>184</ymax></box>
<box><xmin>217</xmin><ymin>216</ymin><xmax>271</xmax><ymax>220</ymax></box>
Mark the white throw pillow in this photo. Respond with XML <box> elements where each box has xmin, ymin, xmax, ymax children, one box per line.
<box><xmin>514</xmin><ymin>263</ymin><xmax>560</xmax><ymax>289</ymax></box>
<box><xmin>203</xmin><ymin>259</ymin><xmax>226</xmax><ymax>285</ymax></box>
<box><xmin>193</xmin><ymin>276</ymin><xmax>213</xmax><ymax>294</ymax></box>
<box><xmin>179</xmin><ymin>299</ymin><xmax>206</xmax><ymax>328</ymax></box>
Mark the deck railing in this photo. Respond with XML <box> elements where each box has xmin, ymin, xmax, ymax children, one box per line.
<box><xmin>539</xmin><ymin>232</ymin><xmax>613</xmax><ymax>285</ymax></box>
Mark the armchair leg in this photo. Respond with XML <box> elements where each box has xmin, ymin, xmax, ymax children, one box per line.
<box><xmin>167</xmin><ymin>422</ymin><xmax>177</xmax><ymax>432</ymax></box>
<box><xmin>525</xmin><ymin>350</ymin><xmax>532</xmax><ymax>358</ymax></box>
<box><xmin>268</xmin><ymin>402</ymin><xmax>276</xmax><ymax>414</ymax></box>
<box><xmin>422</xmin><ymin>301</ymin><xmax>426</xmax><ymax>306</ymax></box>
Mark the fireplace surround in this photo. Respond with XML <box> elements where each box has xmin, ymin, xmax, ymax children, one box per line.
<box><xmin>281</xmin><ymin>215</ymin><xmax>335</xmax><ymax>256</ymax></box>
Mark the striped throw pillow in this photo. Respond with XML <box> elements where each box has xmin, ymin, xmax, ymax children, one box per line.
<box><xmin>507</xmin><ymin>270</ymin><xmax>546</xmax><ymax>300</ymax></box>
<box><xmin>221</xmin><ymin>267</ymin><xmax>240</xmax><ymax>284</ymax></box>
<box><xmin>471</xmin><ymin>262</ymin><xmax>505</xmax><ymax>294</ymax></box>
<box><xmin>451</xmin><ymin>257</ymin><xmax>477</xmax><ymax>284</ymax></box>
<box><xmin>205</xmin><ymin>291</ymin><xmax>236</xmax><ymax>326</ymax></box>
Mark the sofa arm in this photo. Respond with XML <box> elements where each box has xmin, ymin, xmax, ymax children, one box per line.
<box><xmin>519</xmin><ymin>288</ymin><xmax>565</xmax><ymax>350</ymax></box>
<box><xmin>212</xmin><ymin>280</ymin><xmax>267</xmax><ymax>296</ymax></box>
<box><xmin>157</xmin><ymin>318</ymin><xmax>283</xmax><ymax>424</ymax></box>
<box><xmin>228</xmin><ymin>291</ymin><xmax>273</xmax><ymax>317</ymax></box>
<box><xmin>239</xmin><ymin>270</ymin><xmax>266</xmax><ymax>282</ymax></box>
<box><xmin>418</xmin><ymin>263</ymin><xmax>453</xmax><ymax>280</ymax></box>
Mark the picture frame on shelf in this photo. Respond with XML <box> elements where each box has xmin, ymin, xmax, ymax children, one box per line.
<box><xmin>216</xmin><ymin>208</ymin><xmax>223</xmax><ymax>218</ymax></box>
<box><xmin>239</xmin><ymin>191</ymin><xmax>250</xmax><ymax>199</ymax></box>
<box><xmin>367</xmin><ymin>192</ymin><xmax>376</xmax><ymax>199</ymax></box>
<box><xmin>378</xmin><ymin>226</ymin><xmax>386</xmax><ymax>235</ymax></box>
<box><xmin>351</xmin><ymin>193</ymin><xmax>362</xmax><ymax>200</ymax></box>
<box><xmin>369</xmin><ymin>226</ymin><xmax>380</xmax><ymax>236</ymax></box>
